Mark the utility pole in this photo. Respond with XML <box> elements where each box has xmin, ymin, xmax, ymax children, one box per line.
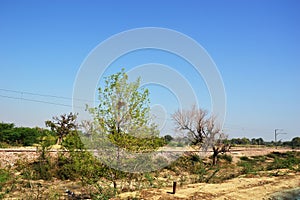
<box><xmin>274</xmin><ymin>129</ymin><xmax>286</xmax><ymax>149</ymax></box>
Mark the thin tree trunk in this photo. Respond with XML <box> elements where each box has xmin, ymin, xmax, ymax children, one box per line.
<box><xmin>212</xmin><ymin>147</ymin><xmax>218</xmax><ymax>165</ymax></box>
<box><xmin>56</xmin><ymin>137</ymin><xmax>62</xmax><ymax>145</ymax></box>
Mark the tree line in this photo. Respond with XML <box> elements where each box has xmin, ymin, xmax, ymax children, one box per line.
<box><xmin>224</xmin><ymin>137</ymin><xmax>300</xmax><ymax>148</ymax></box>
<box><xmin>0</xmin><ymin>123</ymin><xmax>55</xmax><ymax>147</ymax></box>
<box><xmin>1</xmin><ymin>123</ymin><xmax>299</xmax><ymax>149</ymax></box>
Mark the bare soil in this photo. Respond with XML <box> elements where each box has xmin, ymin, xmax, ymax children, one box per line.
<box><xmin>115</xmin><ymin>171</ymin><xmax>300</xmax><ymax>199</ymax></box>
<box><xmin>1</xmin><ymin>146</ymin><xmax>300</xmax><ymax>199</ymax></box>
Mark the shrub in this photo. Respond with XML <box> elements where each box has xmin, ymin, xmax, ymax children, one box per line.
<box><xmin>0</xmin><ymin>169</ymin><xmax>10</xmax><ymax>190</ymax></box>
<box><xmin>144</xmin><ymin>173</ymin><xmax>154</xmax><ymax>187</ymax></box>
<box><xmin>240</xmin><ymin>156</ymin><xmax>251</xmax><ymax>161</ymax></box>
<box><xmin>252</xmin><ymin>155</ymin><xmax>266</xmax><ymax>162</ymax></box>
<box><xmin>238</xmin><ymin>161</ymin><xmax>257</xmax><ymax>174</ymax></box>
<box><xmin>190</xmin><ymin>154</ymin><xmax>201</xmax><ymax>162</ymax></box>
<box><xmin>91</xmin><ymin>184</ymin><xmax>116</xmax><ymax>200</ymax></box>
<box><xmin>267</xmin><ymin>155</ymin><xmax>300</xmax><ymax>170</ymax></box>
<box><xmin>218</xmin><ymin>154</ymin><xmax>233</xmax><ymax>163</ymax></box>
<box><xmin>266</xmin><ymin>151</ymin><xmax>282</xmax><ymax>159</ymax></box>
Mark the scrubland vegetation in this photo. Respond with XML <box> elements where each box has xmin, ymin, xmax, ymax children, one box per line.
<box><xmin>0</xmin><ymin>70</ymin><xmax>299</xmax><ymax>199</ymax></box>
<box><xmin>0</xmin><ymin>141</ymin><xmax>299</xmax><ymax>199</ymax></box>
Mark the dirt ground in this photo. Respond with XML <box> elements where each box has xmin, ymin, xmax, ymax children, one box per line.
<box><xmin>228</xmin><ymin>146</ymin><xmax>300</xmax><ymax>163</ymax></box>
<box><xmin>115</xmin><ymin>172</ymin><xmax>299</xmax><ymax>200</ymax></box>
<box><xmin>116</xmin><ymin>146</ymin><xmax>300</xmax><ymax>200</ymax></box>
<box><xmin>1</xmin><ymin>146</ymin><xmax>300</xmax><ymax>199</ymax></box>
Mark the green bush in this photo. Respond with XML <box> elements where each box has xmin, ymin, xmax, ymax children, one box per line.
<box><xmin>91</xmin><ymin>184</ymin><xmax>116</xmax><ymax>200</ymax></box>
<box><xmin>267</xmin><ymin>155</ymin><xmax>300</xmax><ymax>170</ymax></box>
<box><xmin>0</xmin><ymin>123</ymin><xmax>55</xmax><ymax>147</ymax></box>
<box><xmin>240</xmin><ymin>156</ymin><xmax>251</xmax><ymax>161</ymax></box>
<box><xmin>266</xmin><ymin>151</ymin><xmax>282</xmax><ymax>159</ymax></box>
<box><xmin>238</xmin><ymin>161</ymin><xmax>257</xmax><ymax>174</ymax></box>
<box><xmin>252</xmin><ymin>155</ymin><xmax>266</xmax><ymax>162</ymax></box>
<box><xmin>218</xmin><ymin>154</ymin><xmax>233</xmax><ymax>163</ymax></box>
<box><xmin>0</xmin><ymin>169</ymin><xmax>10</xmax><ymax>190</ymax></box>
<box><xmin>32</xmin><ymin>160</ymin><xmax>53</xmax><ymax>180</ymax></box>
<box><xmin>144</xmin><ymin>173</ymin><xmax>154</xmax><ymax>187</ymax></box>
<box><xmin>190</xmin><ymin>154</ymin><xmax>201</xmax><ymax>162</ymax></box>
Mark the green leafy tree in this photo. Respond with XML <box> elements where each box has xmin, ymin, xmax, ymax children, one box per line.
<box><xmin>88</xmin><ymin>69</ymin><xmax>161</xmax><ymax>151</ymax></box>
<box><xmin>164</xmin><ymin>135</ymin><xmax>174</xmax><ymax>143</ymax></box>
<box><xmin>0</xmin><ymin>123</ymin><xmax>14</xmax><ymax>132</ymax></box>
<box><xmin>0</xmin><ymin>123</ymin><xmax>51</xmax><ymax>146</ymax></box>
<box><xmin>292</xmin><ymin>137</ymin><xmax>300</xmax><ymax>149</ymax></box>
<box><xmin>87</xmin><ymin>69</ymin><xmax>163</xmax><ymax>189</ymax></box>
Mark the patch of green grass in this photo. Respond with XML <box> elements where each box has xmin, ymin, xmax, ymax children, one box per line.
<box><xmin>238</xmin><ymin>161</ymin><xmax>257</xmax><ymax>174</ymax></box>
<box><xmin>0</xmin><ymin>168</ymin><xmax>11</xmax><ymax>198</ymax></box>
<box><xmin>267</xmin><ymin>154</ymin><xmax>300</xmax><ymax>170</ymax></box>
<box><xmin>252</xmin><ymin>155</ymin><xmax>266</xmax><ymax>162</ymax></box>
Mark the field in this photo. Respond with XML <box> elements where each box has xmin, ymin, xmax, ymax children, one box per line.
<box><xmin>0</xmin><ymin>146</ymin><xmax>300</xmax><ymax>199</ymax></box>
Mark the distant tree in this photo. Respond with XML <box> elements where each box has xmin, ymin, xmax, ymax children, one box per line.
<box><xmin>241</xmin><ymin>137</ymin><xmax>250</xmax><ymax>145</ymax></box>
<box><xmin>172</xmin><ymin>105</ymin><xmax>230</xmax><ymax>165</ymax></box>
<box><xmin>291</xmin><ymin>137</ymin><xmax>300</xmax><ymax>149</ymax></box>
<box><xmin>45</xmin><ymin>113</ymin><xmax>78</xmax><ymax>145</ymax></box>
<box><xmin>257</xmin><ymin>138</ymin><xmax>264</xmax><ymax>145</ymax></box>
<box><xmin>164</xmin><ymin>135</ymin><xmax>173</xmax><ymax>143</ymax></box>
<box><xmin>0</xmin><ymin>122</ymin><xmax>14</xmax><ymax>132</ymax></box>
<box><xmin>81</xmin><ymin>120</ymin><xmax>94</xmax><ymax>141</ymax></box>
<box><xmin>251</xmin><ymin>138</ymin><xmax>265</xmax><ymax>145</ymax></box>
<box><xmin>229</xmin><ymin>137</ymin><xmax>251</xmax><ymax>145</ymax></box>
<box><xmin>0</xmin><ymin>123</ymin><xmax>51</xmax><ymax>146</ymax></box>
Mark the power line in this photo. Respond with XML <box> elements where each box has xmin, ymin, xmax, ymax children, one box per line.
<box><xmin>0</xmin><ymin>89</ymin><xmax>284</xmax><ymax>136</ymax></box>
<box><xmin>0</xmin><ymin>88</ymin><xmax>98</xmax><ymax>103</ymax></box>
<box><xmin>0</xmin><ymin>94</ymin><xmax>84</xmax><ymax>109</ymax></box>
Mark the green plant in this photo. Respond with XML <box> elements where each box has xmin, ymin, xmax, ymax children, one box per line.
<box><xmin>0</xmin><ymin>168</ymin><xmax>11</xmax><ymax>198</ymax></box>
<box><xmin>190</xmin><ymin>154</ymin><xmax>201</xmax><ymax>162</ymax></box>
<box><xmin>238</xmin><ymin>161</ymin><xmax>257</xmax><ymax>174</ymax></box>
<box><xmin>45</xmin><ymin>113</ymin><xmax>78</xmax><ymax>145</ymax></box>
<box><xmin>0</xmin><ymin>169</ymin><xmax>10</xmax><ymax>190</ymax></box>
<box><xmin>252</xmin><ymin>155</ymin><xmax>266</xmax><ymax>162</ymax></box>
<box><xmin>0</xmin><ymin>122</ymin><xmax>54</xmax><ymax>147</ymax></box>
<box><xmin>267</xmin><ymin>157</ymin><xmax>299</xmax><ymax>170</ymax></box>
<box><xmin>218</xmin><ymin>154</ymin><xmax>232</xmax><ymax>163</ymax></box>
<box><xmin>91</xmin><ymin>184</ymin><xmax>116</xmax><ymax>200</ymax></box>
<box><xmin>144</xmin><ymin>173</ymin><xmax>154</xmax><ymax>187</ymax></box>
<box><xmin>86</xmin><ymin>69</ymin><xmax>165</xmax><ymax>190</ymax></box>
<box><xmin>240</xmin><ymin>156</ymin><xmax>251</xmax><ymax>161</ymax></box>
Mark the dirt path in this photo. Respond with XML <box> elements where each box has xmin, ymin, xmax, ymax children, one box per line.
<box><xmin>116</xmin><ymin>147</ymin><xmax>300</xmax><ymax>200</ymax></box>
<box><xmin>117</xmin><ymin>172</ymin><xmax>300</xmax><ymax>199</ymax></box>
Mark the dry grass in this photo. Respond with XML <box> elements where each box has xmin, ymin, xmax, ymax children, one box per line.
<box><xmin>0</xmin><ymin>146</ymin><xmax>299</xmax><ymax>199</ymax></box>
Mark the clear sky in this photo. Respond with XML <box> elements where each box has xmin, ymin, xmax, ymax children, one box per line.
<box><xmin>0</xmin><ymin>0</ymin><xmax>299</xmax><ymax>141</ymax></box>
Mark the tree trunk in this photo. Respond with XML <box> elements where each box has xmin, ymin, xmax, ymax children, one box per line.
<box><xmin>56</xmin><ymin>137</ymin><xmax>62</xmax><ymax>145</ymax></box>
<box><xmin>212</xmin><ymin>154</ymin><xmax>217</xmax><ymax>165</ymax></box>
<box><xmin>212</xmin><ymin>148</ymin><xmax>218</xmax><ymax>165</ymax></box>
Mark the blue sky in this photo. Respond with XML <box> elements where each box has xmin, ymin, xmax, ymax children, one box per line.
<box><xmin>0</xmin><ymin>0</ymin><xmax>299</xmax><ymax>141</ymax></box>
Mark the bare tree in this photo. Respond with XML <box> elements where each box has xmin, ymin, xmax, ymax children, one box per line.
<box><xmin>172</xmin><ymin>105</ymin><xmax>230</xmax><ymax>165</ymax></box>
<box><xmin>81</xmin><ymin>120</ymin><xmax>94</xmax><ymax>141</ymax></box>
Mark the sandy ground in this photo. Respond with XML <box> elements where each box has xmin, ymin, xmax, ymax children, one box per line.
<box><xmin>117</xmin><ymin>172</ymin><xmax>300</xmax><ymax>200</ymax></box>
<box><xmin>1</xmin><ymin>146</ymin><xmax>300</xmax><ymax>199</ymax></box>
<box><xmin>115</xmin><ymin>146</ymin><xmax>300</xmax><ymax>200</ymax></box>
<box><xmin>228</xmin><ymin>146</ymin><xmax>300</xmax><ymax>163</ymax></box>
